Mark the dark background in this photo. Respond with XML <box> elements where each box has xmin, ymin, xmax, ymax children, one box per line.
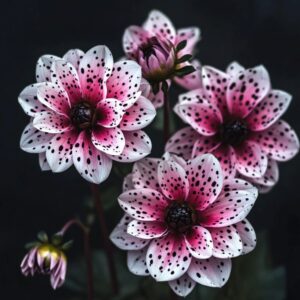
<box><xmin>1</xmin><ymin>0</ymin><xmax>299</xmax><ymax>299</ymax></box>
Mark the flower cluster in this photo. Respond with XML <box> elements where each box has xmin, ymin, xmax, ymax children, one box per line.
<box><xmin>19</xmin><ymin>8</ymin><xmax>299</xmax><ymax>298</ymax></box>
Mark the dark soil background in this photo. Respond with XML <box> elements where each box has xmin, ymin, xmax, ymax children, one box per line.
<box><xmin>1</xmin><ymin>0</ymin><xmax>299</xmax><ymax>299</ymax></box>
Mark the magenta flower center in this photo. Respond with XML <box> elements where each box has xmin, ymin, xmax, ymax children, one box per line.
<box><xmin>220</xmin><ymin>119</ymin><xmax>249</xmax><ymax>146</ymax></box>
<box><xmin>71</xmin><ymin>102</ymin><xmax>96</xmax><ymax>130</ymax></box>
<box><xmin>165</xmin><ymin>202</ymin><xmax>195</xmax><ymax>233</ymax></box>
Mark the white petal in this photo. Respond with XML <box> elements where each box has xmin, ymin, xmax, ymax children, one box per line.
<box><xmin>127</xmin><ymin>248</ymin><xmax>149</xmax><ymax>276</ymax></box>
<box><xmin>120</xmin><ymin>96</ymin><xmax>156</xmax><ymax>131</ymax></box>
<box><xmin>63</xmin><ymin>49</ymin><xmax>84</xmax><ymax>70</ymax></box>
<box><xmin>39</xmin><ymin>152</ymin><xmax>51</xmax><ymax>171</ymax></box>
<box><xmin>168</xmin><ymin>273</ymin><xmax>196</xmax><ymax>297</ymax></box>
<box><xmin>20</xmin><ymin>122</ymin><xmax>53</xmax><ymax>153</ymax></box>
<box><xmin>188</xmin><ymin>257</ymin><xmax>232</xmax><ymax>287</ymax></box>
<box><xmin>109</xmin><ymin>130</ymin><xmax>152</xmax><ymax>163</ymax></box>
<box><xmin>36</xmin><ymin>54</ymin><xmax>60</xmax><ymax>82</ymax></box>
<box><xmin>110</xmin><ymin>215</ymin><xmax>149</xmax><ymax>250</ymax></box>
<box><xmin>72</xmin><ymin>131</ymin><xmax>113</xmax><ymax>184</ymax></box>
<box><xmin>46</xmin><ymin>131</ymin><xmax>77</xmax><ymax>172</ymax></box>
<box><xmin>18</xmin><ymin>83</ymin><xmax>46</xmax><ymax>117</ymax></box>
<box><xmin>234</xmin><ymin>219</ymin><xmax>256</xmax><ymax>254</ymax></box>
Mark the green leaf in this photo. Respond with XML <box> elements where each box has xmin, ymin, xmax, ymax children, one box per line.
<box><xmin>197</xmin><ymin>232</ymin><xmax>286</xmax><ymax>300</ymax></box>
<box><xmin>176</xmin><ymin>54</ymin><xmax>193</xmax><ymax>64</ymax></box>
<box><xmin>37</xmin><ymin>231</ymin><xmax>48</xmax><ymax>243</ymax></box>
<box><xmin>63</xmin><ymin>232</ymin><xmax>285</xmax><ymax>300</ymax></box>
<box><xmin>176</xmin><ymin>40</ymin><xmax>187</xmax><ymax>52</ymax></box>
<box><xmin>151</xmin><ymin>108</ymin><xmax>175</xmax><ymax>134</ymax></box>
<box><xmin>99</xmin><ymin>185</ymin><xmax>121</xmax><ymax>211</ymax></box>
<box><xmin>25</xmin><ymin>241</ymin><xmax>40</xmax><ymax>250</ymax></box>
<box><xmin>65</xmin><ymin>250</ymin><xmax>142</xmax><ymax>300</ymax></box>
<box><xmin>51</xmin><ymin>233</ymin><xmax>63</xmax><ymax>246</ymax></box>
<box><xmin>61</xmin><ymin>240</ymin><xmax>74</xmax><ymax>251</ymax></box>
<box><xmin>175</xmin><ymin>65</ymin><xmax>196</xmax><ymax>78</ymax></box>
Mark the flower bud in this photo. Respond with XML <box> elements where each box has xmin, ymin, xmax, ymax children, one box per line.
<box><xmin>21</xmin><ymin>232</ymin><xmax>70</xmax><ymax>289</ymax></box>
<box><xmin>135</xmin><ymin>36</ymin><xmax>176</xmax><ymax>82</ymax></box>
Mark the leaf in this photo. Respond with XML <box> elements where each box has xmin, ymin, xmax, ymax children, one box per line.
<box><xmin>176</xmin><ymin>54</ymin><xmax>193</xmax><ymax>64</ymax></box>
<box><xmin>25</xmin><ymin>241</ymin><xmax>40</xmax><ymax>250</ymax></box>
<box><xmin>61</xmin><ymin>240</ymin><xmax>74</xmax><ymax>251</ymax></box>
<box><xmin>63</xmin><ymin>233</ymin><xmax>285</xmax><ymax>300</ymax></box>
<box><xmin>65</xmin><ymin>250</ymin><xmax>142</xmax><ymax>300</ymax></box>
<box><xmin>51</xmin><ymin>233</ymin><xmax>63</xmax><ymax>246</ymax></box>
<box><xmin>176</xmin><ymin>40</ymin><xmax>187</xmax><ymax>52</ymax></box>
<box><xmin>151</xmin><ymin>108</ymin><xmax>175</xmax><ymax>134</ymax></box>
<box><xmin>37</xmin><ymin>231</ymin><xmax>48</xmax><ymax>243</ymax></box>
<box><xmin>99</xmin><ymin>185</ymin><xmax>121</xmax><ymax>211</ymax></box>
<box><xmin>197</xmin><ymin>232</ymin><xmax>286</xmax><ymax>300</ymax></box>
<box><xmin>175</xmin><ymin>65</ymin><xmax>196</xmax><ymax>78</ymax></box>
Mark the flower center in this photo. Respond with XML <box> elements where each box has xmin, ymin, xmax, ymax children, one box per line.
<box><xmin>220</xmin><ymin>119</ymin><xmax>249</xmax><ymax>146</ymax></box>
<box><xmin>70</xmin><ymin>102</ymin><xmax>95</xmax><ymax>130</ymax></box>
<box><xmin>165</xmin><ymin>202</ymin><xmax>195</xmax><ymax>233</ymax></box>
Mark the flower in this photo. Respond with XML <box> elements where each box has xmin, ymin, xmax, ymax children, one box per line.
<box><xmin>166</xmin><ymin>62</ymin><xmax>299</xmax><ymax>192</ymax></box>
<box><xmin>19</xmin><ymin>45</ymin><xmax>156</xmax><ymax>184</ymax></box>
<box><xmin>21</xmin><ymin>232</ymin><xmax>69</xmax><ymax>289</ymax></box>
<box><xmin>110</xmin><ymin>153</ymin><xmax>258</xmax><ymax>297</ymax></box>
<box><xmin>123</xmin><ymin>10</ymin><xmax>202</xmax><ymax>107</ymax></box>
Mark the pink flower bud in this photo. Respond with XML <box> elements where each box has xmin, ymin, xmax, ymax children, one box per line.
<box><xmin>21</xmin><ymin>244</ymin><xmax>67</xmax><ymax>289</ymax></box>
<box><xmin>134</xmin><ymin>36</ymin><xmax>176</xmax><ymax>82</ymax></box>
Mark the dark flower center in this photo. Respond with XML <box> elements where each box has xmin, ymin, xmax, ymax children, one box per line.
<box><xmin>220</xmin><ymin>119</ymin><xmax>249</xmax><ymax>146</ymax></box>
<box><xmin>165</xmin><ymin>202</ymin><xmax>195</xmax><ymax>233</ymax></box>
<box><xmin>70</xmin><ymin>102</ymin><xmax>95</xmax><ymax>130</ymax></box>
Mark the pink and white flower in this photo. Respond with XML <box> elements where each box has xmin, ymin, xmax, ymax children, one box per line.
<box><xmin>19</xmin><ymin>45</ymin><xmax>156</xmax><ymax>184</ymax></box>
<box><xmin>21</xmin><ymin>244</ymin><xmax>67</xmax><ymax>290</ymax></box>
<box><xmin>123</xmin><ymin>10</ymin><xmax>202</xmax><ymax>108</ymax></box>
<box><xmin>166</xmin><ymin>62</ymin><xmax>299</xmax><ymax>192</ymax></box>
<box><xmin>110</xmin><ymin>153</ymin><xmax>258</xmax><ymax>297</ymax></box>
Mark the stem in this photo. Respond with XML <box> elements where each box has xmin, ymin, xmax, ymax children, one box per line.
<box><xmin>60</xmin><ymin>219</ymin><xmax>94</xmax><ymax>300</ymax></box>
<box><xmin>90</xmin><ymin>183</ymin><xmax>119</xmax><ymax>295</ymax></box>
<box><xmin>162</xmin><ymin>82</ymin><xmax>170</xmax><ymax>143</ymax></box>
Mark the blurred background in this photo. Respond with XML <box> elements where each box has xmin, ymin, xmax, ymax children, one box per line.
<box><xmin>1</xmin><ymin>0</ymin><xmax>299</xmax><ymax>299</ymax></box>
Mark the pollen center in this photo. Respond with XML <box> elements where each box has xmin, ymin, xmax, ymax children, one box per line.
<box><xmin>220</xmin><ymin>119</ymin><xmax>249</xmax><ymax>146</ymax></box>
<box><xmin>165</xmin><ymin>202</ymin><xmax>195</xmax><ymax>233</ymax></box>
<box><xmin>71</xmin><ymin>102</ymin><xmax>95</xmax><ymax>130</ymax></box>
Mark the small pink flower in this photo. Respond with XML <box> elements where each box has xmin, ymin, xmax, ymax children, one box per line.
<box><xmin>21</xmin><ymin>244</ymin><xmax>67</xmax><ymax>290</ymax></box>
<box><xmin>166</xmin><ymin>62</ymin><xmax>299</xmax><ymax>192</ymax></box>
<box><xmin>110</xmin><ymin>153</ymin><xmax>257</xmax><ymax>296</ymax></box>
<box><xmin>19</xmin><ymin>45</ymin><xmax>156</xmax><ymax>183</ymax></box>
<box><xmin>123</xmin><ymin>10</ymin><xmax>202</xmax><ymax>107</ymax></box>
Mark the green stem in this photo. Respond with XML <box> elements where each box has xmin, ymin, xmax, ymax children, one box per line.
<box><xmin>90</xmin><ymin>183</ymin><xmax>119</xmax><ymax>295</ymax></box>
<box><xmin>162</xmin><ymin>81</ymin><xmax>170</xmax><ymax>143</ymax></box>
<box><xmin>60</xmin><ymin>219</ymin><xmax>94</xmax><ymax>300</ymax></box>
